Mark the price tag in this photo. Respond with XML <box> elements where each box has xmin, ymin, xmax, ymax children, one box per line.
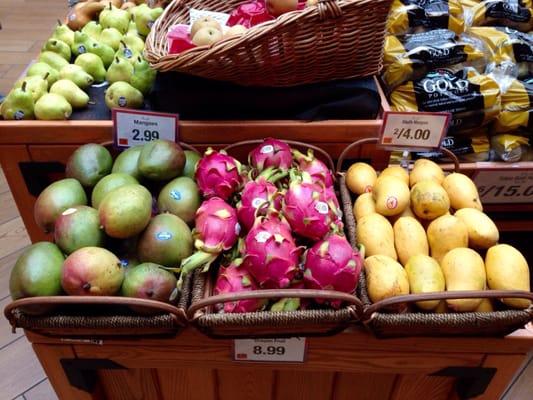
<box><xmin>233</xmin><ymin>337</ymin><xmax>306</xmax><ymax>363</ymax></box>
<box><xmin>473</xmin><ymin>166</ymin><xmax>533</xmax><ymax>204</ymax></box>
<box><xmin>379</xmin><ymin>111</ymin><xmax>450</xmax><ymax>151</ymax></box>
<box><xmin>112</xmin><ymin>109</ymin><xmax>179</xmax><ymax>149</ymax></box>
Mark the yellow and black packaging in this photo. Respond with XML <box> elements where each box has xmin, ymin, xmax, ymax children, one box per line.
<box><xmin>383</xmin><ymin>29</ymin><xmax>488</xmax><ymax>88</ymax></box>
<box><xmin>470</xmin><ymin>0</ymin><xmax>533</xmax><ymax>32</ymax></box>
<box><xmin>413</xmin><ymin>132</ymin><xmax>491</xmax><ymax>161</ymax></box>
<box><xmin>388</xmin><ymin>0</ymin><xmax>466</xmax><ymax>35</ymax></box>
<box><xmin>490</xmin><ymin>133</ymin><xmax>531</xmax><ymax>161</ymax></box>
<box><xmin>391</xmin><ymin>68</ymin><xmax>501</xmax><ymax>131</ymax></box>
<box><xmin>493</xmin><ymin>77</ymin><xmax>533</xmax><ymax>131</ymax></box>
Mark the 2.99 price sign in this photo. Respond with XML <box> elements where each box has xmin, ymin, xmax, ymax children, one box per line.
<box><xmin>473</xmin><ymin>168</ymin><xmax>533</xmax><ymax>204</ymax></box>
<box><xmin>233</xmin><ymin>338</ymin><xmax>306</xmax><ymax>363</ymax></box>
<box><xmin>112</xmin><ymin>109</ymin><xmax>178</xmax><ymax>149</ymax></box>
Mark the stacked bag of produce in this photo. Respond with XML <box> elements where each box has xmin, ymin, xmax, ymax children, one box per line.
<box><xmin>384</xmin><ymin>0</ymin><xmax>533</xmax><ymax>162</ymax></box>
<box><xmin>0</xmin><ymin>0</ymin><xmax>163</xmax><ymax>121</ymax></box>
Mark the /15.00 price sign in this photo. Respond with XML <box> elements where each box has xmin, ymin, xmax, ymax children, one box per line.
<box><xmin>233</xmin><ymin>337</ymin><xmax>306</xmax><ymax>363</ymax></box>
<box><xmin>112</xmin><ymin>109</ymin><xmax>179</xmax><ymax>149</ymax></box>
<box><xmin>473</xmin><ymin>167</ymin><xmax>533</xmax><ymax>204</ymax></box>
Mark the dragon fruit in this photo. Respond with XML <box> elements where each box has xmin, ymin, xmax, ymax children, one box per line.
<box><xmin>303</xmin><ymin>234</ymin><xmax>363</xmax><ymax>308</ymax></box>
<box><xmin>214</xmin><ymin>259</ymin><xmax>267</xmax><ymax>313</ymax></box>
<box><xmin>195</xmin><ymin>148</ymin><xmax>242</xmax><ymax>200</ymax></box>
<box><xmin>292</xmin><ymin>149</ymin><xmax>334</xmax><ymax>188</ymax></box>
<box><xmin>282</xmin><ymin>172</ymin><xmax>339</xmax><ymax>241</ymax></box>
<box><xmin>178</xmin><ymin>197</ymin><xmax>240</xmax><ymax>288</ymax></box>
<box><xmin>242</xmin><ymin>217</ymin><xmax>302</xmax><ymax>289</ymax></box>
<box><xmin>248</xmin><ymin>138</ymin><xmax>292</xmax><ymax>172</ymax></box>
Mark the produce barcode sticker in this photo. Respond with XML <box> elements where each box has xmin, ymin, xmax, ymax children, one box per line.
<box><xmin>112</xmin><ymin>109</ymin><xmax>179</xmax><ymax>149</ymax></box>
<box><xmin>379</xmin><ymin>111</ymin><xmax>450</xmax><ymax>151</ymax></box>
<box><xmin>473</xmin><ymin>166</ymin><xmax>533</xmax><ymax>204</ymax></box>
<box><xmin>233</xmin><ymin>338</ymin><xmax>306</xmax><ymax>362</ymax></box>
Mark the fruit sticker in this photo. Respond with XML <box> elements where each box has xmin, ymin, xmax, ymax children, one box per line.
<box><xmin>252</xmin><ymin>197</ymin><xmax>266</xmax><ymax>208</ymax></box>
<box><xmin>123</xmin><ymin>48</ymin><xmax>133</xmax><ymax>59</ymax></box>
<box><xmin>260</xmin><ymin>145</ymin><xmax>274</xmax><ymax>154</ymax></box>
<box><xmin>62</xmin><ymin>208</ymin><xmax>78</xmax><ymax>216</ymax></box>
<box><xmin>77</xmin><ymin>45</ymin><xmax>86</xmax><ymax>54</ymax></box>
<box><xmin>170</xmin><ymin>190</ymin><xmax>182</xmax><ymax>201</ymax></box>
<box><xmin>255</xmin><ymin>231</ymin><xmax>271</xmax><ymax>243</ymax></box>
<box><xmin>314</xmin><ymin>201</ymin><xmax>329</xmax><ymax>215</ymax></box>
<box><xmin>118</xmin><ymin>96</ymin><xmax>127</xmax><ymax>107</ymax></box>
<box><xmin>235</xmin><ymin>223</ymin><xmax>241</xmax><ymax>235</ymax></box>
<box><xmin>120</xmin><ymin>259</ymin><xmax>130</xmax><ymax>268</ymax></box>
<box><xmin>156</xmin><ymin>231</ymin><xmax>173</xmax><ymax>241</ymax></box>
<box><xmin>386</xmin><ymin>196</ymin><xmax>398</xmax><ymax>210</ymax></box>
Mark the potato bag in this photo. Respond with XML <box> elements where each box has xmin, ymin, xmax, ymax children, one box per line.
<box><xmin>493</xmin><ymin>77</ymin><xmax>533</xmax><ymax>131</ymax></box>
<box><xmin>490</xmin><ymin>133</ymin><xmax>531</xmax><ymax>161</ymax></box>
<box><xmin>470</xmin><ymin>0</ymin><xmax>533</xmax><ymax>32</ymax></box>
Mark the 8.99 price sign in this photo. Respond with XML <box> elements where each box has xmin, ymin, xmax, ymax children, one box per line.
<box><xmin>112</xmin><ymin>109</ymin><xmax>178</xmax><ymax>149</ymax></box>
<box><xmin>473</xmin><ymin>168</ymin><xmax>533</xmax><ymax>204</ymax></box>
<box><xmin>233</xmin><ymin>338</ymin><xmax>306</xmax><ymax>363</ymax></box>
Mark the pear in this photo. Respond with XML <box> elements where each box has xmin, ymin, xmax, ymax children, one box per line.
<box><xmin>120</xmin><ymin>32</ymin><xmax>144</xmax><ymax>53</ymax></box>
<box><xmin>59</xmin><ymin>64</ymin><xmax>94</xmax><ymax>89</ymax></box>
<box><xmin>88</xmin><ymin>41</ymin><xmax>115</xmax><ymax>67</ymax></box>
<box><xmin>71</xmin><ymin>32</ymin><xmax>98</xmax><ymax>57</ymax></box>
<box><xmin>35</xmin><ymin>93</ymin><xmax>72</xmax><ymax>120</ymax></box>
<box><xmin>81</xmin><ymin>21</ymin><xmax>102</xmax><ymax>41</ymax></box>
<box><xmin>75</xmin><ymin>53</ymin><xmax>106</xmax><ymax>83</ymax></box>
<box><xmin>39</xmin><ymin>51</ymin><xmax>69</xmax><ymax>71</ymax></box>
<box><xmin>42</xmin><ymin>39</ymin><xmax>72</xmax><ymax>61</ymax></box>
<box><xmin>130</xmin><ymin>56</ymin><xmax>156</xmax><ymax>95</ymax></box>
<box><xmin>14</xmin><ymin>75</ymin><xmax>48</xmax><ymax>101</ymax></box>
<box><xmin>133</xmin><ymin>5</ymin><xmax>163</xmax><ymax>36</ymax></box>
<box><xmin>99</xmin><ymin>4</ymin><xmax>131</xmax><ymax>34</ymax></box>
<box><xmin>50</xmin><ymin>80</ymin><xmax>89</xmax><ymax>109</ymax></box>
<box><xmin>26</xmin><ymin>62</ymin><xmax>59</xmax><ymax>89</ymax></box>
<box><xmin>52</xmin><ymin>20</ymin><xmax>75</xmax><ymax>46</ymax></box>
<box><xmin>127</xmin><ymin>20</ymin><xmax>138</xmax><ymax>34</ymax></box>
<box><xmin>106</xmin><ymin>56</ymin><xmax>134</xmax><ymax>84</ymax></box>
<box><xmin>1</xmin><ymin>82</ymin><xmax>35</xmax><ymax>120</ymax></box>
<box><xmin>115</xmin><ymin>42</ymin><xmax>141</xmax><ymax>65</ymax></box>
<box><xmin>100</xmin><ymin>27</ymin><xmax>123</xmax><ymax>51</ymax></box>
<box><xmin>105</xmin><ymin>81</ymin><xmax>143</xmax><ymax>109</ymax></box>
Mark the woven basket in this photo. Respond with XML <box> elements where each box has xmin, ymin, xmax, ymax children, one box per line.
<box><xmin>337</xmin><ymin>138</ymin><xmax>533</xmax><ymax>338</ymax></box>
<box><xmin>187</xmin><ymin>139</ymin><xmax>363</xmax><ymax>338</ymax></box>
<box><xmin>144</xmin><ymin>0</ymin><xmax>393</xmax><ymax>87</ymax></box>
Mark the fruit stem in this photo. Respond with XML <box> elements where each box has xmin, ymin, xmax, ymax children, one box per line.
<box><xmin>291</xmin><ymin>149</ymin><xmax>312</xmax><ymax>163</ymax></box>
<box><xmin>21</xmin><ymin>81</ymin><xmax>27</xmax><ymax>92</ymax></box>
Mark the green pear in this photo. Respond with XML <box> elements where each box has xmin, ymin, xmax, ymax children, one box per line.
<box><xmin>39</xmin><ymin>51</ymin><xmax>69</xmax><ymax>71</ymax></box>
<box><xmin>71</xmin><ymin>32</ymin><xmax>98</xmax><ymax>57</ymax></box>
<box><xmin>75</xmin><ymin>53</ymin><xmax>106</xmax><ymax>83</ymax></box>
<box><xmin>100</xmin><ymin>27</ymin><xmax>123</xmax><ymax>51</ymax></box>
<box><xmin>14</xmin><ymin>75</ymin><xmax>48</xmax><ymax>101</ymax></box>
<box><xmin>35</xmin><ymin>93</ymin><xmax>72</xmax><ymax>120</ymax></box>
<box><xmin>134</xmin><ymin>5</ymin><xmax>163</xmax><ymax>36</ymax></box>
<box><xmin>106</xmin><ymin>56</ymin><xmax>134</xmax><ymax>84</ymax></box>
<box><xmin>42</xmin><ymin>39</ymin><xmax>71</xmax><ymax>61</ymax></box>
<box><xmin>127</xmin><ymin>20</ymin><xmax>138</xmax><ymax>34</ymax></box>
<box><xmin>99</xmin><ymin>4</ymin><xmax>131</xmax><ymax>34</ymax></box>
<box><xmin>26</xmin><ymin>62</ymin><xmax>59</xmax><ymax>89</ymax></box>
<box><xmin>50</xmin><ymin>80</ymin><xmax>89</xmax><ymax>109</ymax></box>
<box><xmin>115</xmin><ymin>42</ymin><xmax>141</xmax><ymax>65</ymax></box>
<box><xmin>130</xmin><ymin>56</ymin><xmax>156</xmax><ymax>95</ymax></box>
<box><xmin>88</xmin><ymin>41</ymin><xmax>115</xmax><ymax>67</ymax></box>
<box><xmin>1</xmin><ymin>82</ymin><xmax>35</xmax><ymax>120</ymax></box>
<box><xmin>59</xmin><ymin>64</ymin><xmax>94</xmax><ymax>89</ymax></box>
<box><xmin>52</xmin><ymin>20</ymin><xmax>75</xmax><ymax>46</ymax></box>
<box><xmin>120</xmin><ymin>32</ymin><xmax>145</xmax><ymax>53</ymax></box>
<box><xmin>105</xmin><ymin>81</ymin><xmax>143</xmax><ymax>109</ymax></box>
<box><xmin>81</xmin><ymin>21</ymin><xmax>102</xmax><ymax>41</ymax></box>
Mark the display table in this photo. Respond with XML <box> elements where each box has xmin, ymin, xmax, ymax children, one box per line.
<box><xmin>23</xmin><ymin>325</ymin><xmax>533</xmax><ymax>400</ymax></box>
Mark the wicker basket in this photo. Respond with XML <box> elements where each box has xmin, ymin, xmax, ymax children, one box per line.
<box><xmin>187</xmin><ymin>139</ymin><xmax>363</xmax><ymax>338</ymax></box>
<box><xmin>337</xmin><ymin>138</ymin><xmax>533</xmax><ymax>338</ymax></box>
<box><xmin>145</xmin><ymin>0</ymin><xmax>393</xmax><ymax>87</ymax></box>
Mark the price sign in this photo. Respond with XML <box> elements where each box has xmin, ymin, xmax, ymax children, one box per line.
<box><xmin>473</xmin><ymin>166</ymin><xmax>533</xmax><ymax>204</ymax></box>
<box><xmin>379</xmin><ymin>111</ymin><xmax>450</xmax><ymax>151</ymax></box>
<box><xmin>233</xmin><ymin>337</ymin><xmax>306</xmax><ymax>363</ymax></box>
<box><xmin>113</xmin><ymin>109</ymin><xmax>178</xmax><ymax>149</ymax></box>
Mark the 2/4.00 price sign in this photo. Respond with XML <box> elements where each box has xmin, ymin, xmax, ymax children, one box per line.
<box><xmin>233</xmin><ymin>337</ymin><xmax>306</xmax><ymax>363</ymax></box>
<box><xmin>473</xmin><ymin>167</ymin><xmax>533</xmax><ymax>204</ymax></box>
<box><xmin>112</xmin><ymin>109</ymin><xmax>179</xmax><ymax>149</ymax></box>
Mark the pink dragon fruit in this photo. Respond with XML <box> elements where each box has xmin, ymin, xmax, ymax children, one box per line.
<box><xmin>248</xmin><ymin>138</ymin><xmax>293</xmax><ymax>172</ymax></box>
<box><xmin>214</xmin><ymin>259</ymin><xmax>267</xmax><ymax>313</ymax></box>
<box><xmin>282</xmin><ymin>172</ymin><xmax>339</xmax><ymax>241</ymax></box>
<box><xmin>195</xmin><ymin>148</ymin><xmax>242</xmax><ymax>200</ymax></box>
<box><xmin>303</xmin><ymin>234</ymin><xmax>363</xmax><ymax>308</ymax></box>
<box><xmin>178</xmin><ymin>197</ymin><xmax>240</xmax><ymax>288</ymax></box>
<box><xmin>242</xmin><ymin>217</ymin><xmax>302</xmax><ymax>289</ymax></box>
<box><xmin>292</xmin><ymin>149</ymin><xmax>334</xmax><ymax>188</ymax></box>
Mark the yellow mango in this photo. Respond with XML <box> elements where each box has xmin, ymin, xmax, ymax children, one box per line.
<box><xmin>364</xmin><ymin>255</ymin><xmax>409</xmax><ymax>303</ymax></box>
<box><xmin>474</xmin><ymin>298</ymin><xmax>494</xmax><ymax>313</ymax></box>
<box><xmin>427</xmin><ymin>215</ymin><xmax>468</xmax><ymax>263</ymax></box>
<box><xmin>357</xmin><ymin>213</ymin><xmax>397</xmax><ymax>260</ymax></box>
<box><xmin>346</xmin><ymin>162</ymin><xmax>377</xmax><ymax>195</ymax></box>
<box><xmin>442</xmin><ymin>173</ymin><xmax>482</xmax><ymax>211</ymax></box>
<box><xmin>434</xmin><ymin>300</ymin><xmax>449</xmax><ymax>313</ymax></box>
<box><xmin>379</xmin><ymin>165</ymin><xmax>409</xmax><ymax>185</ymax></box>
<box><xmin>410</xmin><ymin>180</ymin><xmax>450</xmax><ymax>220</ymax></box>
<box><xmin>441</xmin><ymin>248</ymin><xmax>486</xmax><ymax>312</ymax></box>
<box><xmin>409</xmin><ymin>159</ymin><xmax>445</xmax><ymax>187</ymax></box>
<box><xmin>486</xmin><ymin>244</ymin><xmax>531</xmax><ymax>309</ymax></box>
<box><xmin>405</xmin><ymin>254</ymin><xmax>445</xmax><ymax>310</ymax></box>
<box><xmin>454</xmin><ymin>208</ymin><xmax>499</xmax><ymax>249</ymax></box>
<box><xmin>353</xmin><ymin>192</ymin><xmax>376</xmax><ymax>221</ymax></box>
<box><xmin>393</xmin><ymin>217</ymin><xmax>429</xmax><ymax>265</ymax></box>
<box><xmin>388</xmin><ymin>204</ymin><xmax>416</xmax><ymax>225</ymax></box>
<box><xmin>372</xmin><ymin>175</ymin><xmax>410</xmax><ymax>216</ymax></box>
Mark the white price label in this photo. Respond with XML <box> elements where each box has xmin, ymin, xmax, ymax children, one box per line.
<box><xmin>473</xmin><ymin>167</ymin><xmax>533</xmax><ymax>204</ymax></box>
<box><xmin>379</xmin><ymin>112</ymin><xmax>450</xmax><ymax>150</ymax></box>
<box><xmin>113</xmin><ymin>109</ymin><xmax>178</xmax><ymax>149</ymax></box>
<box><xmin>233</xmin><ymin>338</ymin><xmax>306</xmax><ymax>362</ymax></box>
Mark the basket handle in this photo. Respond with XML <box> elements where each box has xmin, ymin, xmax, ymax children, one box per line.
<box><xmin>362</xmin><ymin>290</ymin><xmax>533</xmax><ymax>322</ymax></box>
<box><xmin>100</xmin><ymin>140</ymin><xmax>201</xmax><ymax>154</ymax></box>
<box><xmin>187</xmin><ymin>288</ymin><xmax>363</xmax><ymax>320</ymax></box>
<box><xmin>3</xmin><ymin>296</ymin><xmax>186</xmax><ymax>331</ymax></box>
<box><xmin>335</xmin><ymin>137</ymin><xmax>461</xmax><ymax>174</ymax></box>
<box><xmin>317</xmin><ymin>0</ymin><xmax>343</xmax><ymax>20</ymax></box>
